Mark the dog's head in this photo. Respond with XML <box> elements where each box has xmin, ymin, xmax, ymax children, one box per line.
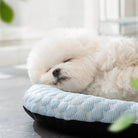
<box><xmin>27</xmin><ymin>30</ymin><xmax>97</xmax><ymax>93</ymax></box>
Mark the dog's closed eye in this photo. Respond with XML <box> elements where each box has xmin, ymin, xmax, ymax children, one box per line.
<box><xmin>46</xmin><ymin>68</ymin><xmax>52</xmax><ymax>72</ymax></box>
<box><xmin>63</xmin><ymin>58</ymin><xmax>72</xmax><ymax>63</ymax></box>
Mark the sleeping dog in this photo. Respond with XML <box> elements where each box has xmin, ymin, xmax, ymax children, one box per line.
<box><xmin>27</xmin><ymin>29</ymin><xmax>138</xmax><ymax>102</ymax></box>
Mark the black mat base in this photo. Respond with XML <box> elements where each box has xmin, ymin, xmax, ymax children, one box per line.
<box><xmin>23</xmin><ymin>106</ymin><xmax>138</xmax><ymax>137</ymax></box>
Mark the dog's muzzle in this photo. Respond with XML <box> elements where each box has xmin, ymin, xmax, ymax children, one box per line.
<box><xmin>52</xmin><ymin>68</ymin><xmax>69</xmax><ymax>85</ymax></box>
<box><xmin>53</xmin><ymin>68</ymin><xmax>61</xmax><ymax>78</ymax></box>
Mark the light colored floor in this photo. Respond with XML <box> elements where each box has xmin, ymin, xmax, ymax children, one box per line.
<box><xmin>0</xmin><ymin>65</ymin><xmax>36</xmax><ymax>138</ymax></box>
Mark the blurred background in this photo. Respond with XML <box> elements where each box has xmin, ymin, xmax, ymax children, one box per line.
<box><xmin>0</xmin><ymin>0</ymin><xmax>138</xmax><ymax>137</ymax></box>
<box><xmin>0</xmin><ymin>0</ymin><xmax>138</xmax><ymax>67</ymax></box>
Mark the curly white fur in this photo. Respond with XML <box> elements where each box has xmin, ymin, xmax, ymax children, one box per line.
<box><xmin>27</xmin><ymin>29</ymin><xmax>138</xmax><ymax>102</ymax></box>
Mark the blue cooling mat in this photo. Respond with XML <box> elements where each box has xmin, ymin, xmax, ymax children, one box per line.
<box><xmin>23</xmin><ymin>84</ymin><xmax>138</xmax><ymax>124</ymax></box>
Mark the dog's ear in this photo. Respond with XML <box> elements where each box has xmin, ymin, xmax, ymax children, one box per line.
<box><xmin>95</xmin><ymin>50</ymin><xmax>115</xmax><ymax>71</ymax></box>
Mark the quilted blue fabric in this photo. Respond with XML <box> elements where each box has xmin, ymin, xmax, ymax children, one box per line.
<box><xmin>23</xmin><ymin>84</ymin><xmax>138</xmax><ymax>124</ymax></box>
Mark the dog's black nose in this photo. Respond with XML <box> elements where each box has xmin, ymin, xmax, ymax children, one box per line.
<box><xmin>53</xmin><ymin>68</ymin><xmax>61</xmax><ymax>77</ymax></box>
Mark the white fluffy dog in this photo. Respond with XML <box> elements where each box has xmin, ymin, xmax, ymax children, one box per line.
<box><xmin>27</xmin><ymin>29</ymin><xmax>138</xmax><ymax>102</ymax></box>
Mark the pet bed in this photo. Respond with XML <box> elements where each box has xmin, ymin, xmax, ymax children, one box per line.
<box><xmin>23</xmin><ymin>84</ymin><xmax>138</xmax><ymax>131</ymax></box>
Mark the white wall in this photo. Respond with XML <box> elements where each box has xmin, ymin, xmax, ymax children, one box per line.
<box><xmin>0</xmin><ymin>0</ymin><xmax>84</xmax><ymax>31</ymax></box>
<box><xmin>0</xmin><ymin>0</ymin><xmax>86</xmax><ymax>41</ymax></box>
<box><xmin>25</xmin><ymin>0</ymin><xmax>84</xmax><ymax>31</ymax></box>
<box><xmin>0</xmin><ymin>0</ymin><xmax>99</xmax><ymax>34</ymax></box>
<box><xmin>84</xmin><ymin>0</ymin><xmax>99</xmax><ymax>34</ymax></box>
